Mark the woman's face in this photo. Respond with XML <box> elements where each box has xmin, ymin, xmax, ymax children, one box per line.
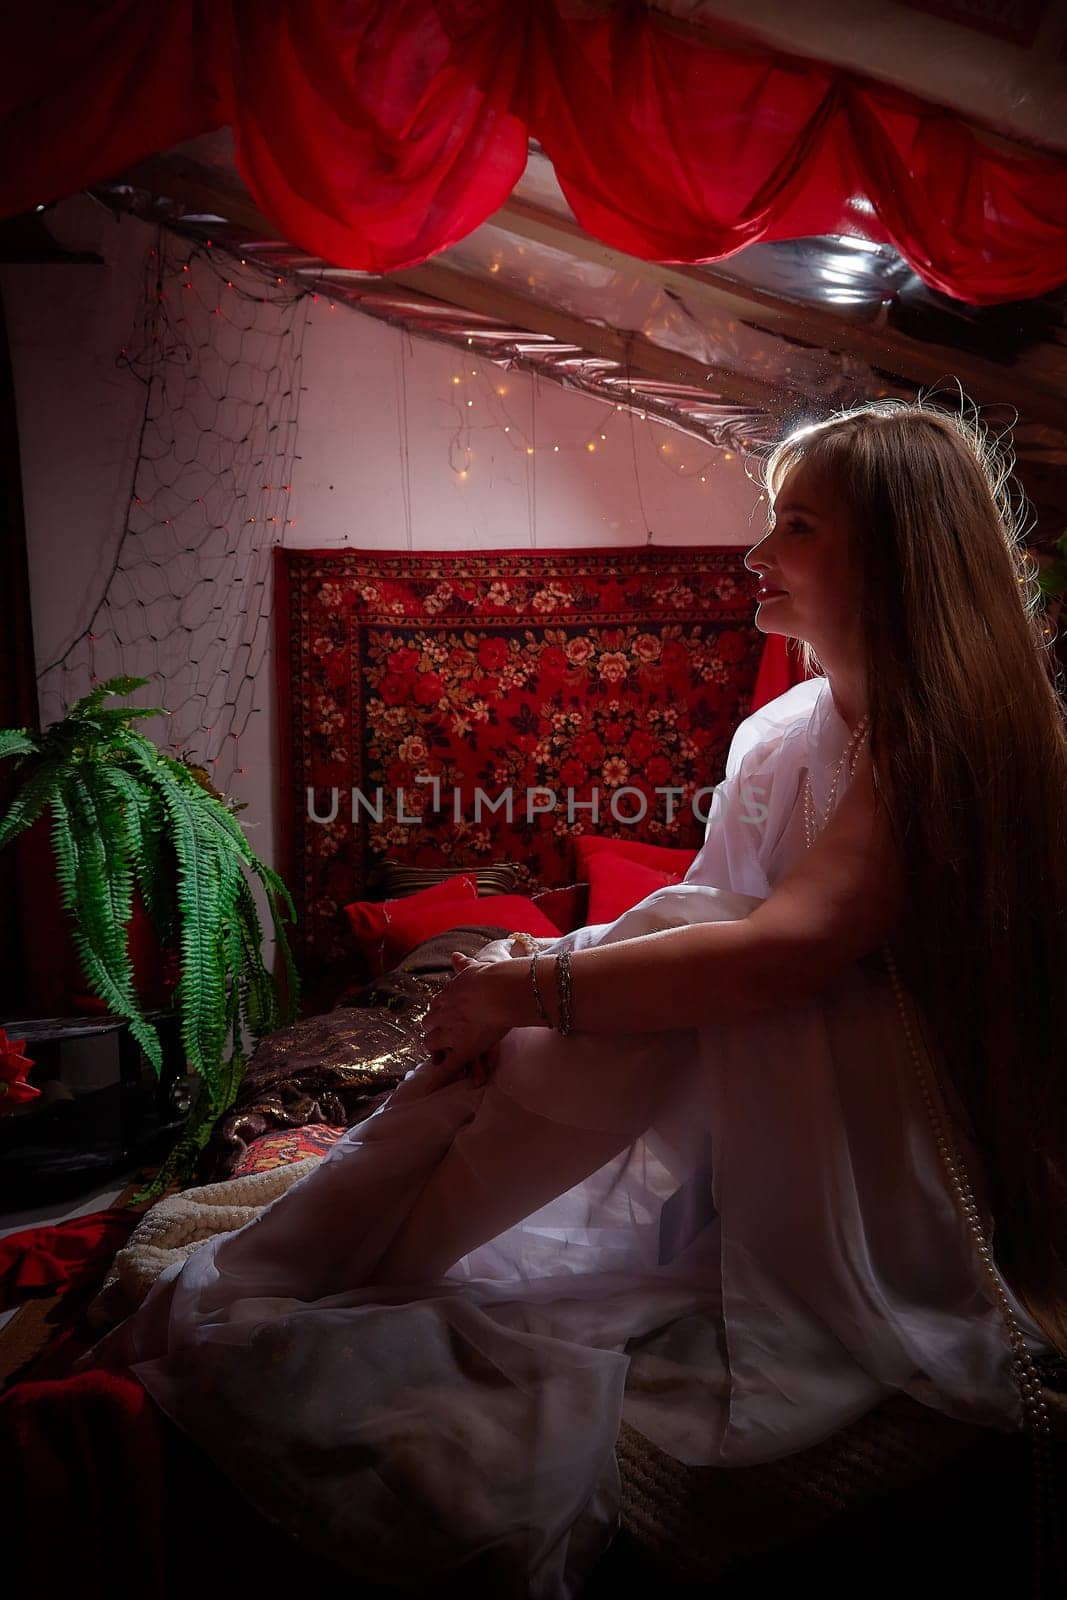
<box><xmin>744</xmin><ymin>457</ymin><xmax>864</xmax><ymax>655</ymax></box>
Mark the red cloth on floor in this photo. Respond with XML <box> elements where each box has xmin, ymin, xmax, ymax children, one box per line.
<box><xmin>0</xmin><ymin>1369</ymin><xmax>166</xmax><ymax>1600</ymax></box>
<box><xmin>0</xmin><ymin>1213</ymin><xmax>350</xmax><ymax>1594</ymax></box>
<box><xmin>0</xmin><ymin>1208</ymin><xmax>137</xmax><ymax>1305</ymax></box>
<box><xmin>0</xmin><ymin>1209</ymin><xmax>140</xmax><ymax>1386</ymax></box>
<box><xmin>1</xmin><ymin>1367</ymin><xmax>359</xmax><ymax>1596</ymax></box>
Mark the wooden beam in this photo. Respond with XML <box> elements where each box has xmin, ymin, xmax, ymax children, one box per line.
<box><xmin>490</xmin><ymin>196</ymin><xmax>1067</xmax><ymax>428</ymax></box>
<box><xmin>379</xmin><ymin>261</ymin><xmax>793</xmax><ymax>412</ymax></box>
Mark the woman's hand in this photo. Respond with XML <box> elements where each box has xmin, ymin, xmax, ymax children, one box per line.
<box><xmin>417</xmin><ymin>951</ymin><xmax>514</xmax><ymax>1092</ymax></box>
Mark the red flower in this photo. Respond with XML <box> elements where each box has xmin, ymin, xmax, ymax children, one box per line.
<box><xmin>389</xmin><ymin>647</ymin><xmax>421</xmax><ymax>674</ymax></box>
<box><xmin>538</xmin><ymin>645</ymin><xmax>567</xmax><ymax>677</ymax></box>
<box><xmin>0</xmin><ymin>1028</ymin><xmax>39</xmax><ymax>1113</ymax></box>
<box><xmin>379</xmin><ymin>672</ymin><xmax>410</xmax><ymax>706</ymax></box>
<box><xmin>413</xmin><ymin>672</ymin><xmax>444</xmax><ymax>706</ymax></box>
<box><xmin>478</xmin><ymin>638</ymin><xmax>508</xmax><ymax>671</ymax></box>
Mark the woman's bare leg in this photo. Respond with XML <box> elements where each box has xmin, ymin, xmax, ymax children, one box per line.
<box><xmin>374</xmin><ymin>1082</ymin><xmax>633</xmax><ymax>1285</ymax></box>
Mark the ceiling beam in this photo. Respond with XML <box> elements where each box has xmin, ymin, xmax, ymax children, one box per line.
<box><xmin>490</xmin><ymin>195</ymin><xmax>1067</xmax><ymax>428</ymax></box>
<box><xmin>376</xmin><ymin>261</ymin><xmax>794</xmax><ymax>412</ymax></box>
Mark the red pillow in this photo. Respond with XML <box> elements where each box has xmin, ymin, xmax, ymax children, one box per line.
<box><xmin>585</xmin><ymin>854</ymin><xmax>681</xmax><ymax>924</ymax></box>
<box><xmin>380</xmin><ymin>893</ymin><xmax>562</xmax><ymax>971</ymax></box>
<box><xmin>343</xmin><ymin>875</ymin><xmax>478</xmax><ymax>973</ymax></box>
<box><xmin>343</xmin><ymin>876</ymin><xmax>476</xmax><ymax>972</ymax></box>
<box><xmin>573</xmin><ymin>833</ymin><xmax>698</xmax><ymax>878</ymax></box>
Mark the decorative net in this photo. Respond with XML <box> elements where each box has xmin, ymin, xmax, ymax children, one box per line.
<box><xmin>36</xmin><ymin>223</ymin><xmax>311</xmax><ymax>800</ymax></box>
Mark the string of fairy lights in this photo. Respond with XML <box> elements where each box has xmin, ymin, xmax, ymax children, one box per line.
<box><xmin>441</xmin><ymin>336</ymin><xmax>748</xmax><ymax>492</ymax></box>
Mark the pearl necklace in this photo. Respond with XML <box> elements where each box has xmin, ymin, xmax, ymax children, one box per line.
<box><xmin>802</xmin><ymin>712</ymin><xmax>872</xmax><ymax>852</ymax></box>
<box><xmin>802</xmin><ymin>712</ymin><xmax>1059</xmax><ymax>1593</ymax></box>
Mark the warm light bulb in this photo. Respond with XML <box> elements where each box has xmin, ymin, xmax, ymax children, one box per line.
<box><xmin>452</xmin><ymin>376</ymin><xmax>461</xmax><ymax>385</ymax></box>
<box><xmin>553</xmin><ymin>445</ymin><xmax>560</xmax><ymax>452</ymax></box>
<box><xmin>504</xmin><ymin>426</ymin><xmax>510</xmax><ymax>432</ymax></box>
<box><xmin>586</xmin><ymin>442</ymin><xmax>596</xmax><ymax>452</ymax></box>
<box><xmin>526</xmin><ymin>447</ymin><xmax>535</xmax><ymax>455</ymax></box>
<box><xmin>466</xmin><ymin>399</ymin><xmax>473</xmax><ymax>407</ymax></box>
<box><xmin>497</xmin><ymin>387</ymin><xmax>507</xmax><ymax>396</ymax></box>
<box><xmin>725</xmin><ymin>452</ymin><xmax>734</xmax><ymax>461</ymax></box>
<box><xmin>459</xmin><ymin>469</ymin><xmax>468</xmax><ymax>479</ymax></box>
<box><xmin>600</xmin><ymin>434</ymin><xmax>606</xmax><ymax>440</ymax></box>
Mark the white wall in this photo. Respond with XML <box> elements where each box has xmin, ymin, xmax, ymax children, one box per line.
<box><xmin>2</xmin><ymin>197</ymin><xmax>762</xmax><ymax>979</ymax></box>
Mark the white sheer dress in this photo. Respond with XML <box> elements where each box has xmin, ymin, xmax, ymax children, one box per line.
<box><xmin>90</xmin><ymin>674</ymin><xmax>1052</xmax><ymax>1597</ymax></box>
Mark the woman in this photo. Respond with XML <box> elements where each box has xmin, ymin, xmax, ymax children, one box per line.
<box><xmin>88</xmin><ymin>399</ymin><xmax>1065</xmax><ymax>1597</ymax></box>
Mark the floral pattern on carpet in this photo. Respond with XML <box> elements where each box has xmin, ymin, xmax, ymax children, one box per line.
<box><xmin>276</xmin><ymin>545</ymin><xmax>761</xmax><ymax>977</ymax></box>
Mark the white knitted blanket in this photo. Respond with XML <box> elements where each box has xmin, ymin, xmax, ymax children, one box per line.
<box><xmin>87</xmin><ymin>1157</ymin><xmax>322</xmax><ymax>1328</ymax></box>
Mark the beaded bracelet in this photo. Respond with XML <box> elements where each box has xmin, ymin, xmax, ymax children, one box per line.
<box><xmin>555</xmin><ymin>949</ymin><xmax>574</xmax><ymax>1036</ymax></box>
<box><xmin>529</xmin><ymin>954</ymin><xmax>551</xmax><ymax>1025</ymax></box>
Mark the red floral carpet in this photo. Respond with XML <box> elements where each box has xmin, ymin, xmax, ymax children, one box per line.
<box><xmin>275</xmin><ymin>545</ymin><xmax>761</xmax><ymax>980</ymax></box>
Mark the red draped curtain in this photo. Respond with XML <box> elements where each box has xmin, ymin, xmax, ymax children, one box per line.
<box><xmin>3</xmin><ymin>0</ymin><xmax>1066</xmax><ymax>305</ymax></box>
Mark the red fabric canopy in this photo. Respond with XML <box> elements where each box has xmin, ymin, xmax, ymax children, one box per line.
<box><xmin>3</xmin><ymin>0</ymin><xmax>1066</xmax><ymax>305</ymax></box>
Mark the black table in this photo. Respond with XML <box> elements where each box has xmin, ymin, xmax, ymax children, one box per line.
<box><xmin>0</xmin><ymin>1008</ymin><xmax>190</xmax><ymax>1209</ymax></box>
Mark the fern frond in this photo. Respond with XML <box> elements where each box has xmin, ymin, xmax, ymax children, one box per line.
<box><xmin>259</xmin><ymin>867</ymin><xmax>301</xmax><ymax>1024</ymax></box>
<box><xmin>65</xmin><ymin>773</ymin><xmax>163</xmax><ymax>1075</ymax></box>
<box><xmin>50</xmin><ymin>787</ymin><xmax>80</xmax><ymax>914</ymax></box>
<box><xmin>0</xmin><ymin>755</ymin><xmax>68</xmax><ymax>852</ymax></box>
<box><xmin>176</xmin><ymin>774</ymin><xmax>299</xmax><ymax>1027</ymax></box>
<box><xmin>68</xmin><ymin>676</ymin><xmax>152</xmax><ymax>720</ymax></box>
<box><xmin>235</xmin><ymin>879</ymin><xmax>276</xmax><ymax>1036</ymax></box>
<box><xmin>151</xmin><ymin>766</ymin><xmax>244</xmax><ymax>1095</ymax></box>
<box><xmin>0</xmin><ymin>729</ymin><xmax>39</xmax><ymax>763</ymax></box>
<box><xmin>97</xmin><ymin>764</ymin><xmax>175</xmax><ymax>943</ymax></box>
<box><xmin>73</xmin><ymin>707</ymin><xmax>168</xmax><ymax>741</ymax></box>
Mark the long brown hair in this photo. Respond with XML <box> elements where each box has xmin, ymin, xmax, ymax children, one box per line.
<box><xmin>762</xmin><ymin>396</ymin><xmax>1067</xmax><ymax>1361</ymax></box>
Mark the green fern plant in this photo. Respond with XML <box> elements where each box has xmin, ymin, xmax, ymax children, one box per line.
<box><xmin>0</xmin><ymin>675</ymin><xmax>300</xmax><ymax>1201</ymax></box>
